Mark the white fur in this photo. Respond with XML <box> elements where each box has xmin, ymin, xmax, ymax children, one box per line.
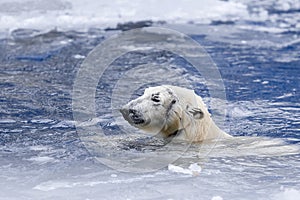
<box><xmin>121</xmin><ymin>85</ymin><xmax>231</xmax><ymax>142</ymax></box>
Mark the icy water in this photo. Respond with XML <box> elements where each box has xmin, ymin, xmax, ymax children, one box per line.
<box><xmin>1</xmin><ymin>1</ymin><xmax>300</xmax><ymax>200</ymax></box>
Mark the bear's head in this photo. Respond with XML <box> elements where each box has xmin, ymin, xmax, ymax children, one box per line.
<box><xmin>120</xmin><ymin>85</ymin><xmax>204</xmax><ymax>138</ymax></box>
<box><xmin>120</xmin><ymin>85</ymin><xmax>231</xmax><ymax>141</ymax></box>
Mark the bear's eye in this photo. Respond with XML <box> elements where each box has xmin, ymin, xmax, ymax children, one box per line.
<box><xmin>151</xmin><ymin>93</ymin><xmax>160</xmax><ymax>103</ymax></box>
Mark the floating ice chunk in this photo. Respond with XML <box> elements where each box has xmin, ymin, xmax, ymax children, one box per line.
<box><xmin>211</xmin><ymin>196</ymin><xmax>223</xmax><ymax>200</ymax></box>
<box><xmin>168</xmin><ymin>163</ymin><xmax>201</xmax><ymax>176</ymax></box>
<box><xmin>73</xmin><ymin>54</ymin><xmax>86</xmax><ymax>59</ymax></box>
<box><xmin>168</xmin><ymin>164</ymin><xmax>193</xmax><ymax>175</ymax></box>
<box><xmin>188</xmin><ymin>163</ymin><xmax>202</xmax><ymax>175</ymax></box>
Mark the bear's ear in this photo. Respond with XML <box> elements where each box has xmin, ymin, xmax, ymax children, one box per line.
<box><xmin>188</xmin><ymin>108</ymin><xmax>204</xmax><ymax>119</ymax></box>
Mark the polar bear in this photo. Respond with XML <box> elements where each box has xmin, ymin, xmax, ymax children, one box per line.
<box><xmin>120</xmin><ymin>85</ymin><xmax>231</xmax><ymax>142</ymax></box>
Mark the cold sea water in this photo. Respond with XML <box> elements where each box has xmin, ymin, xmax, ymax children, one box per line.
<box><xmin>0</xmin><ymin>0</ymin><xmax>300</xmax><ymax>199</ymax></box>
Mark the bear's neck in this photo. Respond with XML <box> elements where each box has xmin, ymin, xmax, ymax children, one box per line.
<box><xmin>166</xmin><ymin>130</ymin><xmax>179</xmax><ymax>138</ymax></box>
<box><xmin>160</xmin><ymin>119</ymin><xmax>181</xmax><ymax>138</ymax></box>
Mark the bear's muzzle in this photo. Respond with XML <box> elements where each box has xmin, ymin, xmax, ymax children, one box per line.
<box><xmin>120</xmin><ymin>107</ymin><xmax>148</xmax><ymax>126</ymax></box>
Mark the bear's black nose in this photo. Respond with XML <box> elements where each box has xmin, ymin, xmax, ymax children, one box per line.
<box><xmin>119</xmin><ymin>108</ymin><xmax>138</xmax><ymax>119</ymax></box>
<box><xmin>128</xmin><ymin>109</ymin><xmax>137</xmax><ymax>115</ymax></box>
<box><xmin>128</xmin><ymin>109</ymin><xmax>142</xmax><ymax>122</ymax></box>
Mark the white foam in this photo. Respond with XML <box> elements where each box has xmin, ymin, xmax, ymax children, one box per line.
<box><xmin>51</xmin><ymin>120</ymin><xmax>75</xmax><ymax>128</ymax></box>
<box><xmin>276</xmin><ymin>93</ymin><xmax>294</xmax><ymax>99</ymax></box>
<box><xmin>33</xmin><ymin>176</ymin><xmax>146</xmax><ymax>191</ymax></box>
<box><xmin>0</xmin><ymin>119</ymin><xmax>16</xmax><ymax>123</ymax></box>
<box><xmin>33</xmin><ymin>180</ymin><xmax>78</xmax><ymax>191</ymax></box>
<box><xmin>30</xmin><ymin>119</ymin><xmax>55</xmax><ymax>124</ymax></box>
<box><xmin>26</xmin><ymin>156</ymin><xmax>56</xmax><ymax>164</ymax></box>
<box><xmin>29</xmin><ymin>145</ymin><xmax>51</xmax><ymax>151</ymax></box>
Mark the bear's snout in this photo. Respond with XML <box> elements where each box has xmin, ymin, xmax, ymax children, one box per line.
<box><xmin>120</xmin><ymin>107</ymin><xmax>147</xmax><ymax>126</ymax></box>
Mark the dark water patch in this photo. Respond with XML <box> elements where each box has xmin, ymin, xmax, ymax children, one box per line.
<box><xmin>267</xmin><ymin>8</ymin><xmax>300</xmax><ymax>15</ymax></box>
<box><xmin>16</xmin><ymin>54</ymin><xmax>52</xmax><ymax>61</ymax></box>
<box><xmin>105</xmin><ymin>20</ymin><xmax>156</xmax><ymax>31</ymax></box>
<box><xmin>210</xmin><ymin>20</ymin><xmax>236</xmax><ymax>26</ymax></box>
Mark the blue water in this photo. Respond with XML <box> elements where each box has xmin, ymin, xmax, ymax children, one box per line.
<box><xmin>1</xmin><ymin>4</ymin><xmax>300</xmax><ymax>200</ymax></box>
